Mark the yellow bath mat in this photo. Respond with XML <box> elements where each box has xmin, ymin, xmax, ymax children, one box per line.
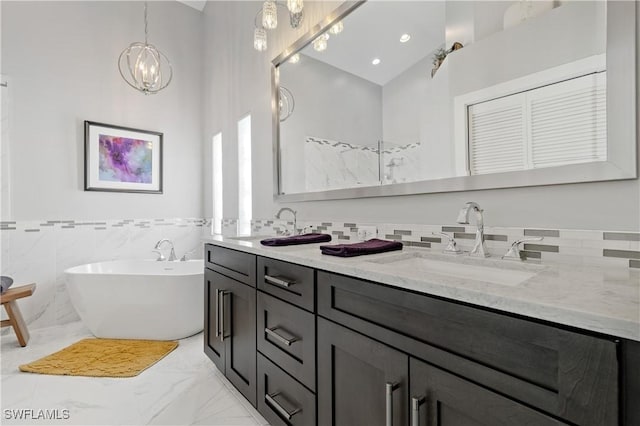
<box><xmin>19</xmin><ymin>338</ymin><xmax>178</xmax><ymax>378</ymax></box>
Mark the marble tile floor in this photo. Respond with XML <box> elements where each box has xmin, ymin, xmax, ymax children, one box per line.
<box><xmin>1</xmin><ymin>321</ymin><xmax>269</xmax><ymax>425</ymax></box>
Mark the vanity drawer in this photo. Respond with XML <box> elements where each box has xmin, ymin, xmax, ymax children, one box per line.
<box><xmin>206</xmin><ymin>244</ymin><xmax>256</xmax><ymax>287</ymax></box>
<box><xmin>257</xmin><ymin>257</ymin><xmax>314</xmax><ymax>311</ymax></box>
<box><xmin>257</xmin><ymin>291</ymin><xmax>315</xmax><ymax>391</ymax></box>
<box><xmin>257</xmin><ymin>353</ymin><xmax>316</xmax><ymax>426</ymax></box>
<box><xmin>317</xmin><ymin>271</ymin><xmax>619</xmax><ymax>426</ymax></box>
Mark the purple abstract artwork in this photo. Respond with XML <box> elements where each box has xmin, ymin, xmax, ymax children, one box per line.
<box><xmin>98</xmin><ymin>134</ymin><xmax>153</xmax><ymax>183</ymax></box>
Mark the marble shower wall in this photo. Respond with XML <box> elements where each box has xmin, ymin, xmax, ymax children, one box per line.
<box><xmin>0</xmin><ymin>218</ymin><xmax>206</xmax><ymax>330</ymax></box>
<box><xmin>304</xmin><ymin>136</ymin><xmax>379</xmax><ymax>191</ymax></box>
<box><xmin>303</xmin><ymin>137</ymin><xmax>425</xmax><ymax>190</ymax></box>
<box><xmin>380</xmin><ymin>142</ymin><xmax>423</xmax><ymax>184</ymax></box>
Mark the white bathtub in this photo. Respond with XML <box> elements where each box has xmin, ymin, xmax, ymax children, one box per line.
<box><xmin>65</xmin><ymin>260</ymin><xmax>204</xmax><ymax>340</ymax></box>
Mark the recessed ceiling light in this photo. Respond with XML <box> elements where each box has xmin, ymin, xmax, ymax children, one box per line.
<box><xmin>372</xmin><ymin>58</ymin><xmax>381</xmax><ymax>65</ymax></box>
<box><xmin>400</xmin><ymin>33</ymin><xmax>411</xmax><ymax>43</ymax></box>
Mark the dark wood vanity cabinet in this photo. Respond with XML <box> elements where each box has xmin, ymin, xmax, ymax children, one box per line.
<box><xmin>317</xmin><ymin>271</ymin><xmax>619</xmax><ymax>426</ymax></box>
<box><xmin>204</xmin><ymin>244</ymin><xmax>635</xmax><ymax>426</ymax></box>
<box><xmin>318</xmin><ymin>316</ymin><xmax>572</xmax><ymax>426</ymax></box>
<box><xmin>410</xmin><ymin>358</ymin><xmax>571</xmax><ymax>426</ymax></box>
<box><xmin>318</xmin><ymin>318</ymin><xmax>408</xmax><ymax>426</ymax></box>
<box><xmin>204</xmin><ymin>248</ymin><xmax>257</xmax><ymax>406</ymax></box>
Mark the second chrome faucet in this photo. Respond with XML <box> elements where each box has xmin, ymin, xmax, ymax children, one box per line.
<box><xmin>457</xmin><ymin>202</ymin><xmax>489</xmax><ymax>258</ymax></box>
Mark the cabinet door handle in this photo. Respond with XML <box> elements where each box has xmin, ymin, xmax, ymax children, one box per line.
<box><xmin>264</xmin><ymin>274</ymin><xmax>295</xmax><ymax>288</ymax></box>
<box><xmin>219</xmin><ymin>290</ymin><xmax>230</xmax><ymax>342</ymax></box>
<box><xmin>385</xmin><ymin>382</ymin><xmax>400</xmax><ymax>426</ymax></box>
<box><xmin>265</xmin><ymin>327</ymin><xmax>299</xmax><ymax>346</ymax></box>
<box><xmin>215</xmin><ymin>289</ymin><xmax>222</xmax><ymax>338</ymax></box>
<box><xmin>265</xmin><ymin>392</ymin><xmax>301</xmax><ymax>420</ymax></box>
<box><xmin>411</xmin><ymin>396</ymin><xmax>426</xmax><ymax>426</ymax></box>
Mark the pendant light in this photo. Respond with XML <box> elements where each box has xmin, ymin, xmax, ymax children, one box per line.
<box><xmin>118</xmin><ymin>2</ymin><xmax>172</xmax><ymax>95</ymax></box>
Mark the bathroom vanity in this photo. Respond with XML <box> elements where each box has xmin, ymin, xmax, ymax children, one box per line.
<box><xmin>203</xmin><ymin>238</ymin><xmax>639</xmax><ymax>426</ymax></box>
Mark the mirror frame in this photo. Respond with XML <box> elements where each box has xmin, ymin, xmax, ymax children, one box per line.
<box><xmin>272</xmin><ymin>1</ymin><xmax>637</xmax><ymax>202</ymax></box>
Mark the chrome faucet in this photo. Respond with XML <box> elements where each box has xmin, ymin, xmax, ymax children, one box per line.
<box><xmin>154</xmin><ymin>239</ymin><xmax>177</xmax><ymax>261</ymax></box>
<box><xmin>457</xmin><ymin>202</ymin><xmax>489</xmax><ymax>257</ymax></box>
<box><xmin>502</xmin><ymin>236</ymin><xmax>543</xmax><ymax>260</ymax></box>
<box><xmin>276</xmin><ymin>207</ymin><xmax>297</xmax><ymax>236</ymax></box>
<box><xmin>432</xmin><ymin>232</ymin><xmax>463</xmax><ymax>255</ymax></box>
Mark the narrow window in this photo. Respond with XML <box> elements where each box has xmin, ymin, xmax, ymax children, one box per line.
<box><xmin>212</xmin><ymin>132</ymin><xmax>223</xmax><ymax>235</ymax></box>
<box><xmin>237</xmin><ymin>115</ymin><xmax>252</xmax><ymax>236</ymax></box>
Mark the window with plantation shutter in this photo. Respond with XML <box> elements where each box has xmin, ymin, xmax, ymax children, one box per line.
<box><xmin>467</xmin><ymin>72</ymin><xmax>607</xmax><ymax>176</ymax></box>
<box><xmin>468</xmin><ymin>94</ymin><xmax>526</xmax><ymax>175</ymax></box>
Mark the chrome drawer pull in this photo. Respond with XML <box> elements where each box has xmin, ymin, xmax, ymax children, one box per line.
<box><xmin>215</xmin><ymin>289</ymin><xmax>222</xmax><ymax>338</ymax></box>
<box><xmin>265</xmin><ymin>392</ymin><xmax>301</xmax><ymax>420</ymax></box>
<box><xmin>386</xmin><ymin>382</ymin><xmax>400</xmax><ymax>426</ymax></box>
<box><xmin>411</xmin><ymin>396</ymin><xmax>426</xmax><ymax>426</ymax></box>
<box><xmin>219</xmin><ymin>290</ymin><xmax>230</xmax><ymax>342</ymax></box>
<box><xmin>265</xmin><ymin>327</ymin><xmax>299</xmax><ymax>346</ymax></box>
<box><xmin>264</xmin><ymin>274</ymin><xmax>295</xmax><ymax>288</ymax></box>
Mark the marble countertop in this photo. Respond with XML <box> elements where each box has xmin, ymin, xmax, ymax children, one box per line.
<box><xmin>203</xmin><ymin>235</ymin><xmax>640</xmax><ymax>341</ymax></box>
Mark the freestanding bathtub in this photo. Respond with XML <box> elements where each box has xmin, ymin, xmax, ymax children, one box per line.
<box><xmin>65</xmin><ymin>259</ymin><xmax>204</xmax><ymax>340</ymax></box>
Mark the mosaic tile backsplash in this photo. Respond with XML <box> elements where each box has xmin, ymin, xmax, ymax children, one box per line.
<box><xmin>239</xmin><ymin>218</ymin><xmax>640</xmax><ymax>269</ymax></box>
<box><xmin>2</xmin><ymin>215</ymin><xmax>638</xmax><ymax>333</ymax></box>
<box><xmin>1</xmin><ymin>218</ymin><xmax>205</xmax><ymax>331</ymax></box>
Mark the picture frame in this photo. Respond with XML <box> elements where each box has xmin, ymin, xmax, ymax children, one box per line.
<box><xmin>84</xmin><ymin>121</ymin><xmax>163</xmax><ymax>194</ymax></box>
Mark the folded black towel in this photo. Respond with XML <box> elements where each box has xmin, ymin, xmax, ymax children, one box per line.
<box><xmin>320</xmin><ymin>238</ymin><xmax>403</xmax><ymax>257</ymax></box>
<box><xmin>261</xmin><ymin>233</ymin><xmax>332</xmax><ymax>247</ymax></box>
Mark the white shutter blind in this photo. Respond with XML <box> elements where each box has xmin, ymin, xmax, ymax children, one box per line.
<box><xmin>468</xmin><ymin>95</ymin><xmax>526</xmax><ymax>175</ymax></box>
<box><xmin>467</xmin><ymin>72</ymin><xmax>606</xmax><ymax>176</ymax></box>
<box><xmin>529</xmin><ymin>73</ymin><xmax>606</xmax><ymax>168</ymax></box>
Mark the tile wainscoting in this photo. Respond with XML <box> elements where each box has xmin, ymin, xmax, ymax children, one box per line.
<box><xmin>3</xmin><ymin>215</ymin><xmax>636</xmax><ymax>333</ymax></box>
<box><xmin>0</xmin><ymin>218</ymin><xmax>206</xmax><ymax>331</ymax></box>
<box><xmin>221</xmin><ymin>218</ymin><xmax>640</xmax><ymax>269</ymax></box>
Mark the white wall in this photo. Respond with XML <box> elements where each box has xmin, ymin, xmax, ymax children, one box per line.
<box><xmin>280</xmin><ymin>54</ymin><xmax>382</xmax><ymax>193</ymax></box>
<box><xmin>382</xmin><ymin>55</ymin><xmax>430</xmax><ymax>147</ymax></box>
<box><xmin>447</xmin><ymin>1</ymin><xmax>606</xmax><ymax>97</ymax></box>
<box><xmin>204</xmin><ymin>0</ymin><xmax>639</xmax><ymax>231</ymax></box>
<box><xmin>0</xmin><ymin>1</ymin><xmax>205</xmax><ymax>330</ymax></box>
<box><xmin>1</xmin><ymin>1</ymin><xmax>203</xmax><ymax>220</ymax></box>
<box><xmin>202</xmin><ymin>0</ymin><xmax>344</xmax><ymax>220</ymax></box>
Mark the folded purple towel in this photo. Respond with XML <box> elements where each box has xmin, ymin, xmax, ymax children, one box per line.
<box><xmin>261</xmin><ymin>233</ymin><xmax>332</xmax><ymax>247</ymax></box>
<box><xmin>320</xmin><ymin>238</ymin><xmax>403</xmax><ymax>257</ymax></box>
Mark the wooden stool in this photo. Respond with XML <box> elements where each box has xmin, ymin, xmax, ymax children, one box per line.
<box><xmin>1</xmin><ymin>283</ymin><xmax>36</xmax><ymax>347</ymax></box>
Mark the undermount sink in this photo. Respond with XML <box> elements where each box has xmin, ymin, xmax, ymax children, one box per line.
<box><xmin>367</xmin><ymin>252</ymin><xmax>544</xmax><ymax>287</ymax></box>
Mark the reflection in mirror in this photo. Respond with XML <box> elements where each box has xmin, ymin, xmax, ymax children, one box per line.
<box><xmin>275</xmin><ymin>1</ymin><xmax>625</xmax><ymax>197</ymax></box>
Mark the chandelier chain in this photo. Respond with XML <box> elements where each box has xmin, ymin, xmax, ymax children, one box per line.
<box><xmin>144</xmin><ymin>1</ymin><xmax>149</xmax><ymax>44</ymax></box>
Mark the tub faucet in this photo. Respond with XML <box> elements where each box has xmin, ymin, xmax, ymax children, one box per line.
<box><xmin>457</xmin><ymin>202</ymin><xmax>489</xmax><ymax>257</ymax></box>
<box><xmin>154</xmin><ymin>239</ymin><xmax>177</xmax><ymax>261</ymax></box>
<box><xmin>276</xmin><ymin>207</ymin><xmax>297</xmax><ymax>236</ymax></box>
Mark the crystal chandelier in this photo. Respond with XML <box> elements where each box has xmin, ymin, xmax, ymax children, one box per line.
<box><xmin>253</xmin><ymin>1</ymin><xmax>305</xmax><ymax>52</ymax></box>
<box><xmin>118</xmin><ymin>2</ymin><xmax>172</xmax><ymax>95</ymax></box>
<box><xmin>262</xmin><ymin>1</ymin><xmax>278</xmax><ymax>30</ymax></box>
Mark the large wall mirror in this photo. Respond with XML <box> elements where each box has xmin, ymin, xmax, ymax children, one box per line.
<box><xmin>272</xmin><ymin>1</ymin><xmax>636</xmax><ymax>201</ymax></box>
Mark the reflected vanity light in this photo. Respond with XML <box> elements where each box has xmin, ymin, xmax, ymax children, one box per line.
<box><xmin>288</xmin><ymin>53</ymin><xmax>300</xmax><ymax>64</ymax></box>
<box><xmin>313</xmin><ymin>33</ymin><xmax>329</xmax><ymax>52</ymax></box>
<box><xmin>329</xmin><ymin>21</ymin><xmax>344</xmax><ymax>35</ymax></box>
<box><xmin>400</xmin><ymin>33</ymin><xmax>411</xmax><ymax>43</ymax></box>
<box><xmin>372</xmin><ymin>58</ymin><xmax>381</xmax><ymax>65</ymax></box>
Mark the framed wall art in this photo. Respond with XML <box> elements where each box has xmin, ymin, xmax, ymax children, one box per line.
<box><xmin>84</xmin><ymin>121</ymin><xmax>163</xmax><ymax>194</ymax></box>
